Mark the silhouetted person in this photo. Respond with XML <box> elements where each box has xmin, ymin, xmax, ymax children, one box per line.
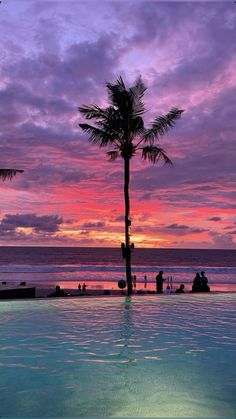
<box><xmin>192</xmin><ymin>272</ymin><xmax>201</xmax><ymax>292</ymax></box>
<box><xmin>82</xmin><ymin>283</ymin><xmax>87</xmax><ymax>292</ymax></box>
<box><xmin>133</xmin><ymin>275</ymin><xmax>136</xmax><ymax>288</ymax></box>
<box><xmin>78</xmin><ymin>283</ymin><xmax>82</xmax><ymax>291</ymax></box>
<box><xmin>156</xmin><ymin>270</ymin><xmax>166</xmax><ymax>294</ymax></box>
<box><xmin>176</xmin><ymin>284</ymin><xmax>185</xmax><ymax>293</ymax></box>
<box><xmin>144</xmin><ymin>275</ymin><xmax>147</xmax><ymax>289</ymax></box>
<box><xmin>200</xmin><ymin>271</ymin><xmax>210</xmax><ymax>292</ymax></box>
<box><xmin>48</xmin><ymin>285</ymin><xmax>66</xmax><ymax>297</ymax></box>
<box><xmin>55</xmin><ymin>285</ymin><xmax>64</xmax><ymax>295</ymax></box>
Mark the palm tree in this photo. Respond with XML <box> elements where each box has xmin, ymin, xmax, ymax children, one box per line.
<box><xmin>78</xmin><ymin>76</ymin><xmax>184</xmax><ymax>295</ymax></box>
<box><xmin>0</xmin><ymin>169</ymin><xmax>24</xmax><ymax>181</ymax></box>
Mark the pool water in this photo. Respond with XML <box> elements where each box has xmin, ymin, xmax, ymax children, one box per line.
<box><xmin>0</xmin><ymin>294</ymin><xmax>235</xmax><ymax>417</ymax></box>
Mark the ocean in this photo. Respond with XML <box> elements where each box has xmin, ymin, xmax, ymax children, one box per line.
<box><xmin>0</xmin><ymin>246</ymin><xmax>236</xmax><ymax>292</ymax></box>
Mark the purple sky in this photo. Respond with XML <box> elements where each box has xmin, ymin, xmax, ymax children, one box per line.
<box><xmin>0</xmin><ymin>1</ymin><xmax>236</xmax><ymax>248</ymax></box>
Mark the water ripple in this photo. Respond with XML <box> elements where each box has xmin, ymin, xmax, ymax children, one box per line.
<box><xmin>0</xmin><ymin>294</ymin><xmax>236</xmax><ymax>417</ymax></box>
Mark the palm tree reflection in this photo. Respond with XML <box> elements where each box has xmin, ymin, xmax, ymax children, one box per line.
<box><xmin>118</xmin><ymin>296</ymin><xmax>136</xmax><ymax>366</ymax></box>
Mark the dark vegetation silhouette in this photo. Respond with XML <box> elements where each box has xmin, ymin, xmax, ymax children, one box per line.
<box><xmin>0</xmin><ymin>169</ymin><xmax>24</xmax><ymax>181</ymax></box>
<box><xmin>78</xmin><ymin>76</ymin><xmax>184</xmax><ymax>295</ymax></box>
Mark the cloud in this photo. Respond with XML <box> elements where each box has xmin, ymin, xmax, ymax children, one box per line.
<box><xmin>0</xmin><ymin>213</ymin><xmax>63</xmax><ymax>234</ymax></box>
<box><xmin>113</xmin><ymin>215</ymin><xmax>124</xmax><ymax>222</ymax></box>
<box><xmin>1</xmin><ymin>32</ymin><xmax>121</xmax><ymax>109</ymax></box>
<box><xmin>82</xmin><ymin>221</ymin><xmax>106</xmax><ymax>228</ymax></box>
<box><xmin>209</xmin><ymin>231</ymin><xmax>236</xmax><ymax>249</ymax></box>
<box><xmin>191</xmin><ymin>228</ymin><xmax>208</xmax><ymax>234</ymax></box>
<box><xmin>166</xmin><ymin>224</ymin><xmax>189</xmax><ymax>230</ymax></box>
<box><xmin>0</xmin><ymin>1</ymin><xmax>235</xmax><ymax>248</ymax></box>
<box><xmin>143</xmin><ymin>223</ymin><xmax>209</xmax><ymax>237</ymax></box>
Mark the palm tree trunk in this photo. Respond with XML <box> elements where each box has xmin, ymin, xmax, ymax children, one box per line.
<box><xmin>124</xmin><ymin>157</ymin><xmax>132</xmax><ymax>295</ymax></box>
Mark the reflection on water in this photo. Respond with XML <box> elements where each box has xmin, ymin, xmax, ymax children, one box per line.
<box><xmin>0</xmin><ymin>294</ymin><xmax>236</xmax><ymax>417</ymax></box>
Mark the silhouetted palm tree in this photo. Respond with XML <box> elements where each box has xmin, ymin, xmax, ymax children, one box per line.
<box><xmin>0</xmin><ymin>169</ymin><xmax>24</xmax><ymax>181</ymax></box>
<box><xmin>79</xmin><ymin>76</ymin><xmax>184</xmax><ymax>295</ymax></box>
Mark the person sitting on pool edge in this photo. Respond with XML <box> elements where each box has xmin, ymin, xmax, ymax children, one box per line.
<box><xmin>192</xmin><ymin>272</ymin><xmax>210</xmax><ymax>292</ymax></box>
<box><xmin>175</xmin><ymin>284</ymin><xmax>185</xmax><ymax>293</ymax></box>
<box><xmin>200</xmin><ymin>271</ymin><xmax>210</xmax><ymax>292</ymax></box>
<box><xmin>192</xmin><ymin>272</ymin><xmax>201</xmax><ymax>292</ymax></box>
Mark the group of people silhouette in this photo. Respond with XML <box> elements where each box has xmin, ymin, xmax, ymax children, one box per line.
<box><xmin>48</xmin><ymin>273</ymin><xmax>210</xmax><ymax>298</ymax></box>
<box><xmin>78</xmin><ymin>283</ymin><xmax>87</xmax><ymax>292</ymax></box>
<box><xmin>48</xmin><ymin>283</ymin><xmax>87</xmax><ymax>297</ymax></box>
<box><xmin>192</xmin><ymin>271</ymin><xmax>210</xmax><ymax>292</ymax></box>
<box><xmin>155</xmin><ymin>270</ymin><xmax>210</xmax><ymax>294</ymax></box>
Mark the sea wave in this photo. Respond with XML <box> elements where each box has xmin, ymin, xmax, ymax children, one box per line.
<box><xmin>0</xmin><ymin>264</ymin><xmax>236</xmax><ymax>274</ymax></box>
<box><xmin>0</xmin><ymin>264</ymin><xmax>236</xmax><ymax>284</ymax></box>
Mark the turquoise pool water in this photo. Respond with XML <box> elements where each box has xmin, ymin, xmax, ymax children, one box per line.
<box><xmin>0</xmin><ymin>294</ymin><xmax>235</xmax><ymax>417</ymax></box>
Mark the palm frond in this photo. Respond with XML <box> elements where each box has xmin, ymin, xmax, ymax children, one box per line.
<box><xmin>131</xmin><ymin>76</ymin><xmax>147</xmax><ymax>99</ymax></box>
<box><xmin>129</xmin><ymin>76</ymin><xmax>147</xmax><ymax>118</ymax></box>
<box><xmin>109</xmin><ymin>76</ymin><xmax>126</xmax><ymax>93</ymax></box>
<box><xmin>0</xmin><ymin>169</ymin><xmax>24</xmax><ymax>181</ymax></box>
<box><xmin>106</xmin><ymin>76</ymin><xmax>126</xmax><ymax>108</ymax></box>
<box><xmin>106</xmin><ymin>77</ymin><xmax>147</xmax><ymax>137</ymax></box>
<box><xmin>131</xmin><ymin>116</ymin><xmax>144</xmax><ymax>134</ymax></box>
<box><xmin>141</xmin><ymin>146</ymin><xmax>173</xmax><ymax>165</ymax></box>
<box><xmin>97</xmin><ymin>107</ymin><xmax>123</xmax><ymax>138</ymax></box>
<box><xmin>79</xmin><ymin>123</ymin><xmax>115</xmax><ymax>146</ymax></box>
<box><xmin>107</xmin><ymin>77</ymin><xmax>140</xmax><ymax>125</ymax></box>
<box><xmin>143</xmin><ymin>108</ymin><xmax>184</xmax><ymax>144</ymax></box>
<box><xmin>107</xmin><ymin>150</ymin><xmax>120</xmax><ymax>161</ymax></box>
<box><xmin>78</xmin><ymin>104</ymin><xmax>106</xmax><ymax>120</ymax></box>
<box><xmin>116</xmin><ymin>75</ymin><xmax>126</xmax><ymax>90</ymax></box>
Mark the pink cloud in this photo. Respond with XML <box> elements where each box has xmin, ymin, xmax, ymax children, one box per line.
<box><xmin>0</xmin><ymin>1</ymin><xmax>235</xmax><ymax>249</ymax></box>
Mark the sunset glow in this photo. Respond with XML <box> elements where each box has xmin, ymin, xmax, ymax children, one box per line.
<box><xmin>0</xmin><ymin>1</ymin><xmax>235</xmax><ymax>248</ymax></box>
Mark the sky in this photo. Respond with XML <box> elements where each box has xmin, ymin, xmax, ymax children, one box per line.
<box><xmin>0</xmin><ymin>0</ymin><xmax>236</xmax><ymax>249</ymax></box>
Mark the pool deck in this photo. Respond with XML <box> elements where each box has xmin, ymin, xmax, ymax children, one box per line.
<box><xmin>1</xmin><ymin>282</ymin><xmax>236</xmax><ymax>300</ymax></box>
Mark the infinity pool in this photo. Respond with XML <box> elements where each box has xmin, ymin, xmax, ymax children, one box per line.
<box><xmin>0</xmin><ymin>294</ymin><xmax>235</xmax><ymax>417</ymax></box>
